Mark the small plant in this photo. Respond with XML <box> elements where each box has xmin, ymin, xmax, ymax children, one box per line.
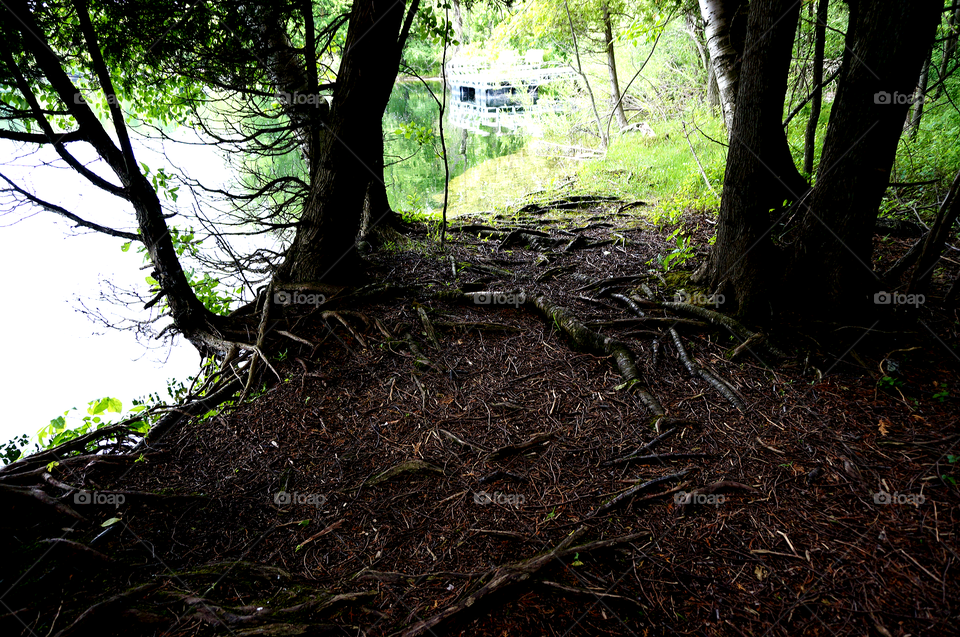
<box><xmin>659</xmin><ymin>227</ymin><xmax>696</xmax><ymax>272</ymax></box>
<box><xmin>877</xmin><ymin>376</ymin><xmax>902</xmax><ymax>390</ymax></box>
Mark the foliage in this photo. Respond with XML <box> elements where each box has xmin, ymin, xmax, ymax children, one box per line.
<box><xmin>25</xmin><ymin>396</ymin><xmax>152</xmax><ymax>462</ymax></box>
<box><xmin>124</xmin><ymin>227</ymin><xmax>241</xmax><ymax>316</ymax></box>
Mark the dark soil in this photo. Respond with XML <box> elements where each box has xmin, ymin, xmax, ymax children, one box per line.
<box><xmin>3</xmin><ymin>201</ymin><xmax>959</xmax><ymax>637</ymax></box>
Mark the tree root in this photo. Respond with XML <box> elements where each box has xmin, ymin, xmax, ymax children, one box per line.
<box><xmin>365</xmin><ymin>460</ymin><xmax>445</xmax><ymax>487</ymax></box>
<box><xmin>603</xmin><ymin>424</ymin><xmax>684</xmax><ymax>466</ymax></box>
<box><xmin>669</xmin><ymin>328</ymin><xmax>746</xmax><ymax>411</ymax></box>
<box><xmin>529</xmin><ymin>295</ymin><xmax>665</xmax><ymax>415</ymax></box>
<box><xmin>591</xmin><ymin>471</ymin><xmax>691</xmax><ymax>517</ymax></box>
<box><xmin>662</xmin><ymin>301</ymin><xmax>789</xmax><ymax>359</ymax></box>
<box><xmin>485</xmin><ymin>431</ymin><xmax>557</xmax><ymax>461</ymax></box>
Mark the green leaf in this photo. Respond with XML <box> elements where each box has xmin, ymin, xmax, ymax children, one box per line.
<box><xmin>101</xmin><ymin>517</ymin><xmax>121</xmax><ymax>527</ymax></box>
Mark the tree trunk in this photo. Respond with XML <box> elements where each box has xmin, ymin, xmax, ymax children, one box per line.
<box><xmin>783</xmin><ymin>0</ymin><xmax>942</xmax><ymax>319</ymax></box>
<box><xmin>935</xmin><ymin>2</ymin><xmax>960</xmax><ymax>100</ymax></box>
<box><xmin>360</xmin><ymin>128</ymin><xmax>403</xmax><ymax>245</ymax></box>
<box><xmin>692</xmin><ymin>0</ymin><xmax>803</xmax><ymax>322</ymax></box>
<box><xmin>803</xmin><ymin>0</ymin><xmax>828</xmax><ymax>174</ymax></box>
<box><xmin>706</xmin><ymin>62</ymin><xmax>720</xmax><ymax>108</ymax></box>
<box><xmin>275</xmin><ymin>0</ymin><xmax>416</xmax><ymax>284</ymax></box>
<box><xmin>908</xmin><ymin>47</ymin><xmax>932</xmax><ymax>138</ymax></box>
<box><xmin>603</xmin><ymin>2</ymin><xmax>628</xmax><ymax>130</ymax></box>
<box><xmin>698</xmin><ymin>0</ymin><xmax>745</xmax><ymax>134</ymax></box>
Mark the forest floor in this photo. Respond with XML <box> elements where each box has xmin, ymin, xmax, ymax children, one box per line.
<box><xmin>3</xmin><ymin>197</ymin><xmax>960</xmax><ymax>636</ymax></box>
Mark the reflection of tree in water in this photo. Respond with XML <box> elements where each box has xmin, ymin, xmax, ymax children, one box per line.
<box><xmin>383</xmin><ymin>81</ymin><xmax>526</xmax><ymax>212</ymax></box>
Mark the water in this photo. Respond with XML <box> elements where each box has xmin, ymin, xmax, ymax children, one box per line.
<box><xmin>383</xmin><ymin>80</ymin><xmax>573</xmax><ymax>218</ymax></box>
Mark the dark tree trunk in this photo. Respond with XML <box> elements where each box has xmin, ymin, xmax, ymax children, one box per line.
<box><xmin>783</xmin><ymin>0</ymin><xmax>942</xmax><ymax>319</ymax></box>
<box><xmin>692</xmin><ymin>0</ymin><xmax>803</xmax><ymax>322</ymax></box>
<box><xmin>803</xmin><ymin>0</ymin><xmax>828</xmax><ymax>174</ymax></box>
<box><xmin>276</xmin><ymin>0</ymin><xmax>417</xmax><ymax>284</ymax></box>
<box><xmin>602</xmin><ymin>2</ymin><xmax>628</xmax><ymax>130</ymax></box>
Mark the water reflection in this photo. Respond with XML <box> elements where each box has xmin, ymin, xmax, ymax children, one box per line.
<box><xmin>383</xmin><ymin>65</ymin><xmax>576</xmax><ymax>216</ymax></box>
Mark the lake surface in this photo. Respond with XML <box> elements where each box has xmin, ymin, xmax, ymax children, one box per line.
<box><xmin>383</xmin><ymin>80</ymin><xmax>574</xmax><ymax>218</ymax></box>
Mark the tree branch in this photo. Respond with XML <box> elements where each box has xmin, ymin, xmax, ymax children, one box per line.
<box><xmin>0</xmin><ymin>171</ymin><xmax>141</xmax><ymax>240</ymax></box>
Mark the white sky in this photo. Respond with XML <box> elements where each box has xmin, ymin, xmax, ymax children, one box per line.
<box><xmin>0</xmin><ymin>133</ymin><xmax>234</xmax><ymax>446</ymax></box>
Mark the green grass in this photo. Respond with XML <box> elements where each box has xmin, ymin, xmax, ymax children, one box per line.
<box><xmin>576</xmin><ymin>109</ymin><xmax>726</xmax><ymax>222</ymax></box>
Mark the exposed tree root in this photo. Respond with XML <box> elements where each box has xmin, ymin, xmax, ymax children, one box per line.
<box><xmin>669</xmin><ymin>328</ymin><xmax>746</xmax><ymax>411</ymax></box>
<box><xmin>603</xmin><ymin>424</ymin><xmax>684</xmax><ymax>465</ymax></box>
<box><xmin>485</xmin><ymin>431</ymin><xmax>557</xmax><ymax>461</ymax></box>
<box><xmin>662</xmin><ymin>301</ymin><xmax>790</xmax><ymax>359</ymax></box>
<box><xmin>366</xmin><ymin>460</ymin><xmax>445</xmax><ymax>486</ymax></box>
<box><xmin>591</xmin><ymin>473</ymin><xmax>691</xmax><ymax>517</ymax></box>
<box><xmin>398</xmin><ymin>525</ymin><xmax>649</xmax><ymax>637</ymax></box>
<box><xmin>529</xmin><ymin>294</ymin><xmax>665</xmax><ymax>415</ymax></box>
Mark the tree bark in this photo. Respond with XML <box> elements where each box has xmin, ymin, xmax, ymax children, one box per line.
<box><xmin>908</xmin><ymin>46</ymin><xmax>932</xmax><ymax>138</ymax></box>
<box><xmin>706</xmin><ymin>62</ymin><xmax>720</xmax><ymax>108</ymax></box>
<box><xmin>275</xmin><ymin>0</ymin><xmax>418</xmax><ymax>284</ymax></box>
<box><xmin>692</xmin><ymin>0</ymin><xmax>803</xmax><ymax>322</ymax></box>
<box><xmin>803</xmin><ymin>0</ymin><xmax>828</xmax><ymax>174</ymax></box>
<box><xmin>602</xmin><ymin>2</ymin><xmax>628</xmax><ymax>131</ymax></box>
<box><xmin>783</xmin><ymin>0</ymin><xmax>942</xmax><ymax>319</ymax></box>
<box><xmin>935</xmin><ymin>2</ymin><xmax>960</xmax><ymax>100</ymax></box>
<box><xmin>698</xmin><ymin>0</ymin><xmax>746</xmax><ymax>134</ymax></box>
